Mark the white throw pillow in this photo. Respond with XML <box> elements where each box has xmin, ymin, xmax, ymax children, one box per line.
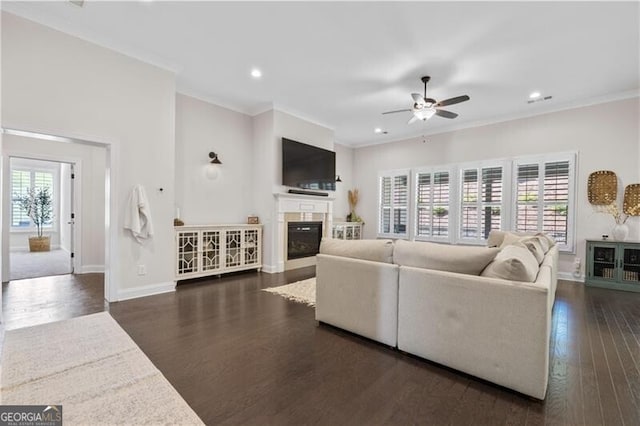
<box><xmin>500</xmin><ymin>232</ymin><xmax>525</xmax><ymax>248</ymax></box>
<box><xmin>481</xmin><ymin>242</ymin><xmax>540</xmax><ymax>282</ymax></box>
<box><xmin>536</xmin><ymin>232</ymin><xmax>556</xmax><ymax>249</ymax></box>
<box><xmin>520</xmin><ymin>237</ymin><xmax>545</xmax><ymax>264</ymax></box>
<box><xmin>319</xmin><ymin>238</ymin><xmax>394</xmax><ymax>263</ymax></box>
<box><xmin>394</xmin><ymin>240</ymin><xmax>500</xmax><ymax>276</ymax></box>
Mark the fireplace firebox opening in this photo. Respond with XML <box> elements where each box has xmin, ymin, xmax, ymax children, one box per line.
<box><xmin>287</xmin><ymin>221</ymin><xmax>323</xmax><ymax>260</ymax></box>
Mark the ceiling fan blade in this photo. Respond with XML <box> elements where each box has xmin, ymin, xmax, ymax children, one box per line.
<box><xmin>411</xmin><ymin>93</ymin><xmax>424</xmax><ymax>103</ymax></box>
<box><xmin>408</xmin><ymin>115</ymin><xmax>420</xmax><ymax>124</ymax></box>
<box><xmin>435</xmin><ymin>95</ymin><xmax>470</xmax><ymax>107</ymax></box>
<box><xmin>382</xmin><ymin>108</ymin><xmax>412</xmax><ymax>115</ymax></box>
<box><xmin>435</xmin><ymin>109</ymin><xmax>458</xmax><ymax>119</ymax></box>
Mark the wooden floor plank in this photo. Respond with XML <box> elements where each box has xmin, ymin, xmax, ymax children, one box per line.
<box><xmin>4</xmin><ymin>271</ymin><xmax>640</xmax><ymax>424</ymax></box>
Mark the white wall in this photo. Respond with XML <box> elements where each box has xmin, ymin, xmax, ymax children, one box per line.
<box><xmin>2</xmin><ymin>134</ymin><xmax>105</xmax><ymax>271</ymax></box>
<box><xmin>353</xmin><ymin>97</ymin><xmax>640</xmax><ymax>279</ymax></box>
<box><xmin>2</xmin><ymin>12</ymin><xmax>176</xmax><ymax>298</ymax></box>
<box><xmin>251</xmin><ymin>110</ymin><xmax>276</xmax><ymax>270</ymax></box>
<box><xmin>175</xmin><ymin>93</ymin><xmax>253</xmax><ymax>224</ymax></box>
<box><xmin>333</xmin><ymin>143</ymin><xmax>354</xmax><ymax>220</ymax></box>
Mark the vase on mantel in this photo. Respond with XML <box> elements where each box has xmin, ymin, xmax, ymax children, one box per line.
<box><xmin>612</xmin><ymin>223</ymin><xmax>629</xmax><ymax>241</ymax></box>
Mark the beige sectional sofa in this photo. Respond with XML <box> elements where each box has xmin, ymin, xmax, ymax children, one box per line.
<box><xmin>315</xmin><ymin>231</ymin><xmax>558</xmax><ymax>399</ymax></box>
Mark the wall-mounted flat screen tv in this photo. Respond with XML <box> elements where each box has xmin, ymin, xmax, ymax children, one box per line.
<box><xmin>282</xmin><ymin>138</ymin><xmax>335</xmax><ymax>191</ymax></box>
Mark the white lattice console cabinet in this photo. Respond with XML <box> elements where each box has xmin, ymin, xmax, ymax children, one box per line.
<box><xmin>332</xmin><ymin>222</ymin><xmax>363</xmax><ymax>240</ymax></box>
<box><xmin>175</xmin><ymin>224</ymin><xmax>262</xmax><ymax>280</ymax></box>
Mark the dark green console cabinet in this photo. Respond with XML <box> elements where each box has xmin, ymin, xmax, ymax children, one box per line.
<box><xmin>586</xmin><ymin>240</ymin><xmax>640</xmax><ymax>292</ymax></box>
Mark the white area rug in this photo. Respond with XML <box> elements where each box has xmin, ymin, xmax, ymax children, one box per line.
<box><xmin>262</xmin><ymin>277</ymin><xmax>316</xmax><ymax>307</ymax></box>
<box><xmin>0</xmin><ymin>312</ymin><xmax>203</xmax><ymax>425</ymax></box>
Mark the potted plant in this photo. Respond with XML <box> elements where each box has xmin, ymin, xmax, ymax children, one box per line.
<box><xmin>19</xmin><ymin>187</ymin><xmax>53</xmax><ymax>252</ymax></box>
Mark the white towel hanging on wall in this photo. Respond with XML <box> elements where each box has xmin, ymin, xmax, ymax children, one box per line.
<box><xmin>124</xmin><ymin>184</ymin><xmax>154</xmax><ymax>244</ymax></box>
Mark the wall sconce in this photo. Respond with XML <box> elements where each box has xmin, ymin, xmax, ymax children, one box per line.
<box><xmin>206</xmin><ymin>151</ymin><xmax>222</xmax><ymax>180</ymax></box>
<box><xmin>336</xmin><ymin>175</ymin><xmax>342</xmax><ymax>182</ymax></box>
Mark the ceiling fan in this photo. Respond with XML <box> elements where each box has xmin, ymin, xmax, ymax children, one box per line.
<box><xmin>382</xmin><ymin>76</ymin><xmax>470</xmax><ymax>124</ymax></box>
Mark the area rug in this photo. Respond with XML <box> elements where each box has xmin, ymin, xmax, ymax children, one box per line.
<box><xmin>262</xmin><ymin>277</ymin><xmax>316</xmax><ymax>307</ymax></box>
<box><xmin>0</xmin><ymin>312</ymin><xmax>203</xmax><ymax>425</ymax></box>
<box><xmin>10</xmin><ymin>248</ymin><xmax>71</xmax><ymax>281</ymax></box>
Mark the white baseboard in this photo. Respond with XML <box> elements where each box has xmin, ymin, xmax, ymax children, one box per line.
<box><xmin>76</xmin><ymin>265</ymin><xmax>105</xmax><ymax>274</ymax></box>
<box><xmin>117</xmin><ymin>281</ymin><xmax>176</xmax><ymax>301</ymax></box>
<box><xmin>558</xmin><ymin>272</ymin><xmax>585</xmax><ymax>283</ymax></box>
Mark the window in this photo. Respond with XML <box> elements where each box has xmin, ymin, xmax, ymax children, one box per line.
<box><xmin>514</xmin><ymin>154</ymin><xmax>575</xmax><ymax>251</ymax></box>
<box><xmin>375</xmin><ymin>152</ymin><xmax>576</xmax><ymax>252</ymax></box>
<box><xmin>379</xmin><ymin>170</ymin><xmax>409</xmax><ymax>237</ymax></box>
<box><xmin>11</xmin><ymin>169</ymin><xmax>55</xmax><ymax>229</ymax></box>
<box><xmin>459</xmin><ymin>164</ymin><xmax>504</xmax><ymax>243</ymax></box>
<box><xmin>414</xmin><ymin>169</ymin><xmax>451</xmax><ymax>240</ymax></box>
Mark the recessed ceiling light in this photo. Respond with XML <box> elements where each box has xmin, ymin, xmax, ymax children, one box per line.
<box><xmin>251</xmin><ymin>68</ymin><xmax>262</xmax><ymax>78</ymax></box>
<box><xmin>374</xmin><ymin>128</ymin><xmax>382</xmax><ymax>133</ymax></box>
<box><xmin>529</xmin><ymin>91</ymin><xmax>541</xmax><ymax>99</ymax></box>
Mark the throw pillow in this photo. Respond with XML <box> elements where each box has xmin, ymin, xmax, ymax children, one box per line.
<box><xmin>394</xmin><ymin>240</ymin><xmax>500</xmax><ymax>276</ymax></box>
<box><xmin>481</xmin><ymin>242</ymin><xmax>540</xmax><ymax>282</ymax></box>
<box><xmin>319</xmin><ymin>238</ymin><xmax>394</xmax><ymax>263</ymax></box>
<box><xmin>520</xmin><ymin>237</ymin><xmax>545</xmax><ymax>264</ymax></box>
<box><xmin>500</xmin><ymin>232</ymin><xmax>525</xmax><ymax>248</ymax></box>
<box><xmin>536</xmin><ymin>232</ymin><xmax>556</xmax><ymax>248</ymax></box>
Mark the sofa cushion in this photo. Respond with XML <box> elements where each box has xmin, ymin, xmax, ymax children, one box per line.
<box><xmin>520</xmin><ymin>237</ymin><xmax>545</xmax><ymax>264</ymax></box>
<box><xmin>481</xmin><ymin>243</ymin><xmax>540</xmax><ymax>282</ymax></box>
<box><xmin>394</xmin><ymin>240</ymin><xmax>500</xmax><ymax>275</ymax></box>
<box><xmin>319</xmin><ymin>238</ymin><xmax>394</xmax><ymax>263</ymax></box>
<box><xmin>500</xmin><ymin>232</ymin><xmax>525</xmax><ymax>248</ymax></box>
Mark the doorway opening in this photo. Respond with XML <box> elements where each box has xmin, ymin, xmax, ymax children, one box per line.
<box><xmin>8</xmin><ymin>157</ymin><xmax>75</xmax><ymax>281</ymax></box>
<box><xmin>1</xmin><ymin>128</ymin><xmax>115</xmax><ymax>330</ymax></box>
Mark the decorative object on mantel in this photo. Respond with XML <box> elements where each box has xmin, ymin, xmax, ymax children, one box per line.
<box><xmin>623</xmin><ymin>184</ymin><xmax>640</xmax><ymax>216</ymax></box>
<box><xmin>346</xmin><ymin>189</ymin><xmax>363</xmax><ymax>223</ymax></box>
<box><xmin>205</xmin><ymin>151</ymin><xmax>222</xmax><ymax>180</ymax></box>
<box><xmin>247</xmin><ymin>215</ymin><xmax>259</xmax><ymax>224</ymax></box>
<box><xmin>174</xmin><ymin>218</ymin><xmax>184</xmax><ymax>226</ymax></box>
<box><xmin>588</xmin><ymin>170</ymin><xmax>617</xmax><ymax>205</ymax></box>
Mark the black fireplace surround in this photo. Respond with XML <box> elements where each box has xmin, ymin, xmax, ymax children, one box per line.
<box><xmin>287</xmin><ymin>221</ymin><xmax>323</xmax><ymax>260</ymax></box>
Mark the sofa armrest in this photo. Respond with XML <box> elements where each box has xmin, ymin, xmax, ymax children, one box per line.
<box><xmin>398</xmin><ymin>266</ymin><xmax>551</xmax><ymax>399</ymax></box>
<box><xmin>316</xmin><ymin>254</ymin><xmax>399</xmax><ymax>346</ymax></box>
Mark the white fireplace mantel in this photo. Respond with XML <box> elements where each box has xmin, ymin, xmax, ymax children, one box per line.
<box><xmin>273</xmin><ymin>192</ymin><xmax>334</xmax><ymax>272</ymax></box>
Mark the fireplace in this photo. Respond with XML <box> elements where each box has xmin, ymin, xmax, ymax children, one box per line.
<box><xmin>287</xmin><ymin>221</ymin><xmax>323</xmax><ymax>260</ymax></box>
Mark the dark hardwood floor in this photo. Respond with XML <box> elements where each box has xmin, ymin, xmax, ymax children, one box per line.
<box><xmin>2</xmin><ymin>273</ymin><xmax>105</xmax><ymax>330</ymax></box>
<box><xmin>3</xmin><ymin>268</ymin><xmax>640</xmax><ymax>424</ymax></box>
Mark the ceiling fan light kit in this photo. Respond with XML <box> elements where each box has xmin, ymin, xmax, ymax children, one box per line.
<box><xmin>383</xmin><ymin>75</ymin><xmax>470</xmax><ymax>125</ymax></box>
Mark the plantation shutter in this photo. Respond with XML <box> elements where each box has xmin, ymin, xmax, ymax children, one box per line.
<box><xmin>516</xmin><ymin>164</ymin><xmax>539</xmax><ymax>233</ymax></box>
<box><xmin>379</xmin><ymin>171</ymin><xmax>409</xmax><ymax>236</ymax></box>
<box><xmin>480</xmin><ymin>167</ymin><xmax>503</xmax><ymax>239</ymax></box>
<box><xmin>415</xmin><ymin>170</ymin><xmax>450</xmax><ymax>239</ymax></box>
<box><xmin>460</xmin><ymin>165</ymin><xmax>504</xmax><ymax>241</ymax></box>
<box><xmin>543</xmin><ymin>161</ymin><xmax>570</xmax><ymax>244</ymax></box>
<box><xmin>11</xmin><ymin>170</ymin><xmax>31</xmax><ymax>227</ymax></box>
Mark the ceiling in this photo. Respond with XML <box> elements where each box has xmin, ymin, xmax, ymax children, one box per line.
<box><xmin>2</xmin><ymin>1</ymin><xmax>639</xmax><ymax>147</ymax></box>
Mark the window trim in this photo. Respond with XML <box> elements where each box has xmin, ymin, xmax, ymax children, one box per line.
<box><xmin>377</xmin><ymin>169</ymin><xmax>410</xmax><ymax>239</ymax></box>
<box><xmin>512</xmin><ymin>152</ymin><xmax>577</xmax><ymax>253</ymax></box>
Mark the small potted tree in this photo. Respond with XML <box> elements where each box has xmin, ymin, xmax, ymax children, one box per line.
<box><xmin>20</xmin><ymin>187</ymin><xmax>53</xmax><ymax>252</ymax></box>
